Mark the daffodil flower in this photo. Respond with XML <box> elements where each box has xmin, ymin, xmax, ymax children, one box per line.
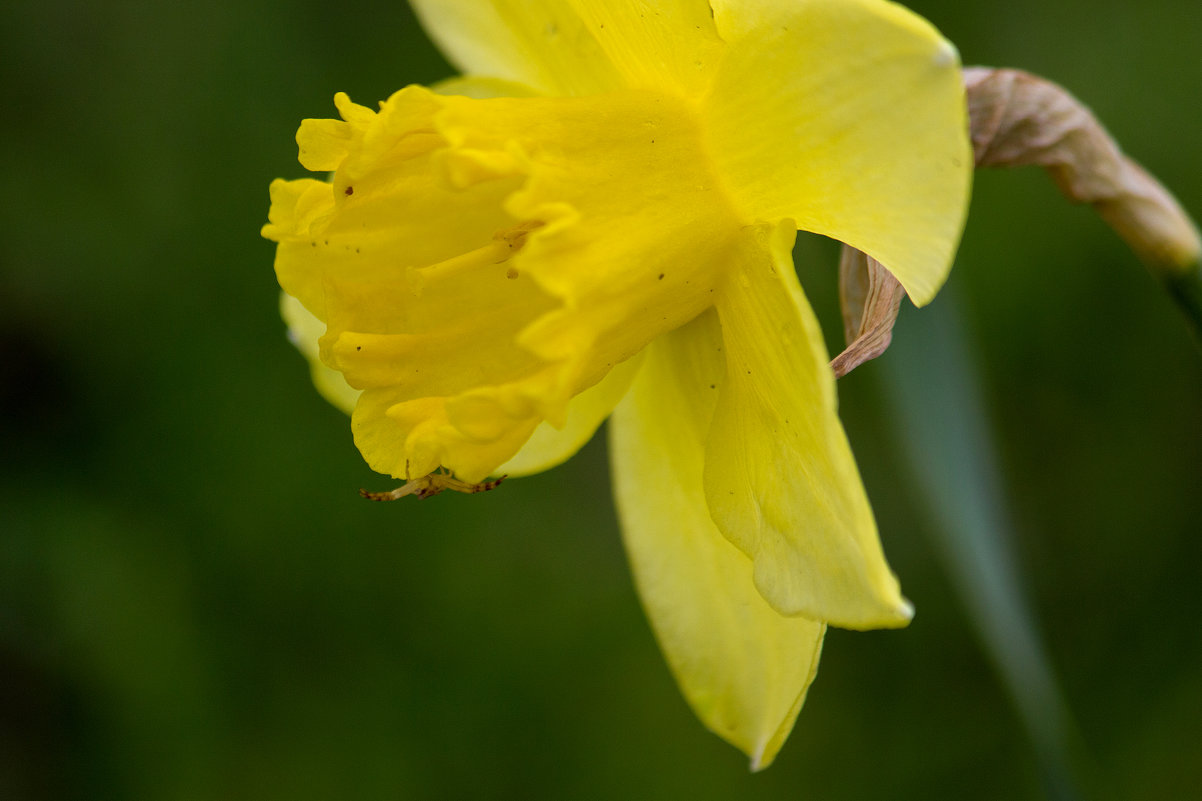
<box><xmin>264</xmin><ymin>0</ymin><xmax>970</xmax><ymax>768</ymax></box>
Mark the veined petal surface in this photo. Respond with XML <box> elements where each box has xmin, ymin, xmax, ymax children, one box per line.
<box><xmin>410</xmin><ymin>0</ymin><xmax>721</xmax><ymax>96</ymax></box>
<box><xmin>704</xmin><ymin>222</ymin><xmax>911</xmax><ymax>628</ymax></box>
<box><xmin>705</xmin><ymin>0</ymin><xmax>971</xmax><ymax>305</ymax></box>
<box><xmin>611</xmin><ymin>309</ymin><xmax>825</xmax><ymax>770</ymax></box>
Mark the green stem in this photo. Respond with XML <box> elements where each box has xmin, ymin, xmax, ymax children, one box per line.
<box><xmin>1163</xmin><ymin>262</ymin><xmax>1202</xmax><ymax>344</ymax></box>
<box><xmin>880</xmin><ymin>293</ymin><xmax>1090</xmax><ymax>801</ymax></box>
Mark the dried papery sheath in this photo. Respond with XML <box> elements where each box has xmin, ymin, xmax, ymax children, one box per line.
<box><xmin>832</xmin><ymin>246</ymin><xmax>907</xmax><ymax>378</ymax></box>
<box><xmin>964</xmin><ymin>67</ymin><xmax>1202</xmax><ymax>335</ymax></box>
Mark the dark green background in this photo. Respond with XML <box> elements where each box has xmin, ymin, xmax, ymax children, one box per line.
<box><xmin>2</xmin><ymin>1</ymin><xmax>1199</xmax><ymax>799</ymax></box>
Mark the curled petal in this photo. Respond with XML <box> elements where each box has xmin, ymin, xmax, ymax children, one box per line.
<box><xmin>611</xmin><ymin>310</ymin><xmax>825</xmax><ymax>770</ymax></box>
<box><xmin>704</xmin><ymin>0</ymin><xmax>972</xmax><ymax>305</ymax></box>
<box><xmin>704</xmin><ymin>222</ymin><xmax>912</xmax><ymax>629</ymax></box>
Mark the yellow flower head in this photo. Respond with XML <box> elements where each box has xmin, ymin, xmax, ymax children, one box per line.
<box><xmin>264</xmin><ymin>0</ymin><xmax>970</xmax><ymax>769</ymax></box>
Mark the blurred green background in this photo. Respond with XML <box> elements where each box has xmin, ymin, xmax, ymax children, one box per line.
<box><xmin>2</xmin><ymin>1</ymin><xmax>1199</xmax><ymax>799</ymax></box>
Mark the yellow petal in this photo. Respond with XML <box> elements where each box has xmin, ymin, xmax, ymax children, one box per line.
<box><xmin>704</xmin><ymin>221</ymin><xmax>912</xmax><ymax>629</ymax></box>
<box><xmin>432</xmin><ymin>75</ymin><xmax>540</xmax><ymax>100</ymax></box>
<box><xmin>704</xmin><ymin>0</ymin><xmax>972</xmax><ymax>305</ymax></box>
<box><xmin>295</xmin><ymin>92</ymin><xmax>377</xmax><ymax>172</ymax></box>
<box><xmin>610</xmin><ymin>309</ymin><xmax>825</xmax><ymax>770</ymax></box>
<box><xmin>279</xmin><ymin>293</ymin><xmax>360</xmax><ymax>415</ymax></box>
<box><xmin>409</xmin><ymin>0</ymin><xmax>720</xmax><ymax>97</ymax></box>
<box><xmin>409</xmin><ymin>0</ymin><xmax>621</xmax><ymax>95</ymax></box>
<box><xmin>500</xmin><ymin>350</ymin><xmax>643</xmax><ymax>478</ymax></box>
<box><xmin>408</xmin><ymin>0</ymin><xmax>716</xmax><ymax>96</ymax></box>
<box><xmin>352</xmin><ymin>382</ymin><xmax>546</xmax><ymax>482</ymax></box>
<box><xmin>556</xmin><ymin>0</ymin><xmax>721</xmax><ymax>94</ymax></box>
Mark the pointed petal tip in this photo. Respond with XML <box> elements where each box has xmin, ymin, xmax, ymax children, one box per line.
<box><xmin>859</xmin><ymin>591</ymin><xmax>916</xmax><ymax>631</ymax></box>
<box><xmin>747</xmin><ymin>740</ymin><xmax>780</xmax><ymax>772</ymax></box>
<box><xmin>934</xmin><ymin>37</ymin><xmax>960</xmax><ymax>70</ymax></box>
<box><xmin>874</xmin><ymin>594</ymin><xmax>916</xmax><ymax>629</ymax></box>
<box><xmin>744</xmin><ymin>711</ymin><xmax>793</xmax><ymax>771</ymax></box>
<box><xmin>881</xmin><ymin>594</ymin><xmax>917</xmax><ymax>629</ymax></box>
<box><xmin>814</xmin><ymin>589</ymin><xmax>915</xmax><ymax>632</ymax></box>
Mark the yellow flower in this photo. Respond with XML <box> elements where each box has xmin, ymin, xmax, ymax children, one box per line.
<box><xmin>264</xmin><ymin>0</ymin><xmax>970</xmax><ymax>768</ymax></box>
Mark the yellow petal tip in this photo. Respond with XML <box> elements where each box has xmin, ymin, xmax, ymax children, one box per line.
<box><xmin>897</xmin><ymin>594</ymin><xmax>916</xmax><ymax>623</ymax></box>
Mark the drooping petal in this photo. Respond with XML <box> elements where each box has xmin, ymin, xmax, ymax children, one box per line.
<box><xmin>704</xmin><ymin>0</ymin><xmax>972</xmax><ymax>305</ymax></box>
<box><xmin>610</xmin><ymin>309</ymin><xmax>825</xmax><ymax>770</ymax></box>
<box><xmin>704</xmin><ymin>221</ymin><xmax>912</xmax><ymax>629</ymax></box>
<box><xmin>409</xmin><ymin>0</ymin><xmax>721</xmax><ymax>97</ymax></box>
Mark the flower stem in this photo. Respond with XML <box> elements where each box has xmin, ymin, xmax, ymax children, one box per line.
<box><xmin>1163</xmin><ymin>261</ymin><xmax>1202</xmax><ymax>343</ymax></box>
